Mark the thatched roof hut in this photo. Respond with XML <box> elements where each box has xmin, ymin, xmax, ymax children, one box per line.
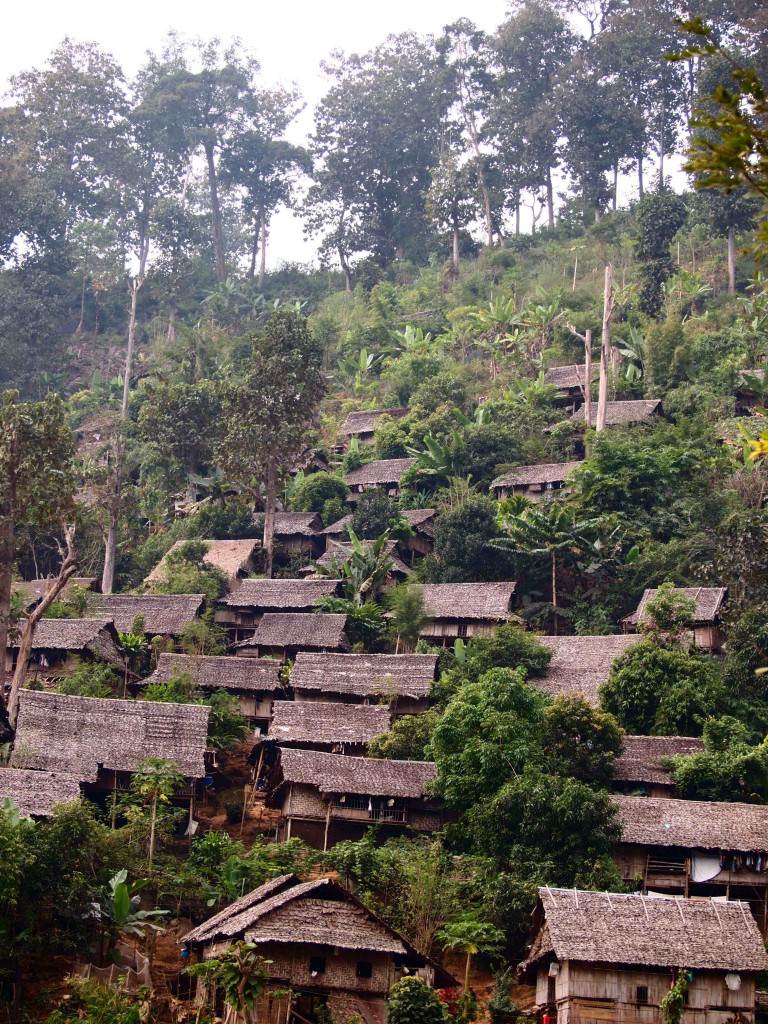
<box><xmin>290</xmin><ymin>652</ymin><xmax>437</xmax><ymax>701</ymax></box>
<box><xmin>613</xmin><ymin>736</ymin><xmax>705</xmax><ymax>790</ymax></box>
<box><xmin>144</xmin><ymin>652</ymin><xmax>283</xmax><ymax>693</ymax></box>
<box><xmin>11</xmin><ymin>691</ymin><xmax>210</xmax><ymax>780</ymax></box>
<box><xmin>312</xmin><ymin>539</ymin><xmax>411</xmax><ymax>578</ymax></box>
<box><xmin>622</xmin><ymin>587</ymin><xmax>728</xmax><ymax>629</ymax></box>
<box><xmin>86</xmin><ymin>593</ymin><xmax>204</xmax><ymax>636</ymax></box>
<box><xmin>569</xmin><ymin>399</ymin><xmax>662</xmax><ymax>426</ymax></box>
<box><xmin>0</xmin><ymin>767</ymin><xmax>82</xmax><ymax>817</ymax></box>
<box><xmin>272</xmin><ymin>512</ymin><xmax>323</xmax><ymax>538</ymax></box>
<box><xmin>613</xmin><ymin>794</ymin><xmax>768</xmax><ymax>853</ymax></box>
<box><xmin>535</xmin><ymin>635</ymin><xmax>637</xmax><ymax>705</ymax></box>
<box><xmin>10</xmin><ymin>618</ymin><xmax>124</xmax><ymax>668</ymax></box>
<box><xmin>272</xmin><ymin>748</ymin><xmax>436</xmax><ymax>799</ymax></box>
<box><xmin>144</xmin><ymin>539</ymin><xmax>260</xmax><ymax>590</ymax></box>
<box><xmin>220</xmin><ymin>578</ymin><xmax>341</xmax><ymax>612</ymax></box>
<box><xmin>270</xmin><ymin>700</ymin><xmax>391</xmax><ymax>748</ymax></box>
<box><xmin>344</xmin><ymin>459</ymin><xmax>416</xmax><ymax>488</ymax></box>
<box><xmin>523</xmin><ymin>887</ymin><xmax>768</xmax><ymax>974</ymax></box>
<box><xmin>322</xmin><ymin>507</ymin><xmax>436</xmax><ymax>541</ymax></box>
<box><xmin>339</xmin><ymin>408</ymin><xmax>408</xmax><ymax>439</ymax></box>
<box><xmin>544</xmin><ymin>364</ymin><xmax>599</xmax><ymax>392</ymax></box>
<box><xmin>492</xmin><ymin>461</ymin><xmax>582</xmax><ymax>496</ymax></box>
<box><xmin>421</xmin><ymin>582</ymin><xmax>516</xmax><ymax>621</ymax></box>
<box><xmin>236</xmin><ymin>613</ymin><xmax>350</xmax><ymax>655</ymax></box>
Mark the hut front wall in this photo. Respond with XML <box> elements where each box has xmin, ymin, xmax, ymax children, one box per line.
<box><xmin>422</xmin><ymin>619</ymin><xmax>500</xmax><ymax>641</ymax></box>
<box><xmin>253</xmin><ymin>941</ymin><xmax>396</xmax><ymax>996</ymax></box>
<box><xmin>539</xmin><ymin>962</ymin><xmax>757</xmax><ymax>1024</ymax></box>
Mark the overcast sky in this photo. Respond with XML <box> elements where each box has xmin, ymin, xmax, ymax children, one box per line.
<box><xmin>2</xmin><ymin>1</ymin><xmax>518</xmax><ymax>268</ymax></box>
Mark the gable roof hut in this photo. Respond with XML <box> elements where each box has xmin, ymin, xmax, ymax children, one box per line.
<box><xmin>522</xmin><ymin>887</ymin><xmax>768</xmax><ymax>975</ymax></box>
<box><xmin>9</xmin><ymin>618</ymin><xmax>124</xmax><ymax>672</ymax></box>
<box><xmin>269</xmin><ymin>700</ymin><xmax>391</xmax><ymax>752</ymax></box>
<box><xmin>613</xmin><ymin>794</ymin><xmax>768</xmax><ymax>854</ymax></box>
<box><xmin>267</xmin><ymin>748</ymin><xmax>442</xmax><ymax>847</ymax></box>
<box><xmin>322</xmin><ymin>508</ymin><xmax>437</xmax><ymax>551</ymax></box>
<box><xmin>338</xmin><ymin>408</ymin><xmax>408</xmax><ymax>443</ymax></box>
<box><xmin>420</xmin><ymin>582</ymin><xmax>517</xmax><ymax>642</ymax></box>
<box><xmin>0</xmin><ymin>767</ymin><xmax>83</xmax><ymax>817</ymax></box>
<box><xmin>216</xmin><ymin>578</ymin><xmax>341</xmax><ymax>639</ymax></box>
<box><xmin>181</xmin><ymin>873</ymin><xmax>455</xmax><ymax>996</ymax></box>
<box><xmin>569</xmin><ymin>399</ymin><xmax>662</xmax><ymax>427</ymax></box>
<box><xmin>236</xmin><ymin>613</ymin><xmax>350</xmax><ymax>660</ymax></box>
<box><xmin>144</xmin><ymin>539</ymin><xmax>260</xmax><ymax>591</ymax></box>
<box><xmin>311</xmin><ymin>539</ymin><xmax>411</xmax><ymax>579</ymax></box>
<box><xmin>11</xmin><ymin>690</ymin><xmax>210</xmax><ymax>782</ymax></box>
<box><xmin>544</xmin><ymin>363</ymin><xmax>600</xmax><ymax>392</ymax></box>
<box><xmin>535</xmin><ymin>635</ymin><xmax>638</xmax><ymax>706</ymax></box>
<box><xmin>290</xmin><ymin>652</ymin><xmax>437</xmax><ymax>701</ymax></box>
<box><xmin>86</xmin><ymin>593</ymin><xmax>204</xmax><ymax>638</ymax></box>
<box><xmin>613</xmin><ymin>735</ymin><xmax>705</xmax><ymax>796</ymax></box>
<box><xmin>142</xmin><ymin>652</ymin><xmax>283</xmax><ymax>727</ymax></box>
<box><xmin>491</xmin><ymin>461</ymin><xmax>583</xmax><ymax>501</ymax></box>
<box><xmin>344</xmin><ymin>459</ymin><xmax>416</xmax><ymax>500</ymax></box>
<box><xmin>622</xmin><ymin>587</ymin><xmax>728</xmax><ymax>650</ymax></box>
<box><xmin>268</xmin><ymin>512</ymin><xmax>323</xmax><ymax>557</ymax></box>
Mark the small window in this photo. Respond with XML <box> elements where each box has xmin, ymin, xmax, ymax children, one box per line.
<box><xmin>357</xmin><ymin>961</ymin><xmax>373</xmax><ymax>979</ymax></box>
<box><xmin>309</xmin><ymin>956</ymin><xmax>326</xmax><ymax>976</ymax></box>
<box><xmin>457</xmin><ymin>623</ymin><xmax>468</xmax><ymax>638</ymax></box>
<box><xmin>636</xmin><ymin>987</ymin><xmax>649</xmax><ymax>1006</ymax></box>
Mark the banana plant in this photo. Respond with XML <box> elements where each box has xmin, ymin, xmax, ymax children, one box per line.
<box><xmin>390</xmin><ymin>324</ymin><xmax>439</xmax><ymax>356</ymax></box>
<box><xmin>314</xmin><ymin>529</ymin><xmax>394</xmax><ymax>605</ymax></box>
<box><xmin>98</xmin><ymin>869</ymin><xmax>168</xmax><ymax>965</ymax></box>
<box><xmin>617</xmin><ymin>325</ymin><xmax>646</xmax><ymax>383</ymax></box>
<box><xmin>406</xmin><ymin>430</ymin><xmax>465</xmax><ymax>480</ymax></box>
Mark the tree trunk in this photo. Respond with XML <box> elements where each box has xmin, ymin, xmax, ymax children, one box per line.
<box><xmin>204</xmin><ymin>142</ymin><xmax>227</xmax><ymax>282</ymax></box>
<box><xmin>8</xmin><ymin>529</ymin><xmax>77</xmax><ymax>727</ymax></box>
<box><xmin>612</xmin><ymin>163</ymin><xmax>618</xmax><ymax>211</ymax></box>
<box><xmin>76</xmin><ymin>275</ymin><xmax>87</xmax><ymax>334</ymax></box>
<box><xmin>546</xmin><ymin>167</ymin><xmax>555</xmax><ymax>229</ymax></box>
<box><xmin>596</xmin><ymin>264</ymin><xmax>614</xmax><ymax>433</ymax></box>
<box><xmin>0</xmin><ymin>514</ymin><xmax>16</xmax><ymax>731</ymax></box>
<box><xmin>148</xmin><ymin>793</ymin><xmax>158</xmax><ymax>870</ymax></box>
<box><xmin>463</xmin><ymin>952</ymin><xmax>472</xmax><ymax>997</ymax></box>
<box><xmin>167</xmin><ymin>301</ymin><xmax>177</xmax><ymax>343</ymax></box>
<box><xmin>480</xmin><ymin>173</ymin><xmax>494</xmax><ymax>247</ymax></box>
<box><xmin>572</xmin><ymin>255</ymin><xmax>578</xmax><ymax>292</ymax></box>
<box><xmin>339</xmin><ymin>245</ymin><xmax>352</xmax><ymax>292</ymax></box>
<box><xmin>452</xmin><ymin>218</ymin><xmax>460</xmax><ymax>280</ymax></box>
<box><xmin>583</xmin><ymin>328</ymin><xmax>593</xmax><ymax>437</ymax></box>
<box><xmin>263</xmin><ymin>460</ymin><xmax>278</xmax><ymax>579</ymax></box>
<box><xmin>515</xmin><ymin>197</ymin><xmax>520</xmax><ymax>237</ymax></box>
<box><xmin>727</xmin><ymin>226</ymin><xmax>736</xmax><ymax>295</ymax></box>
<box><xmin>258</xmin><ymin>207</ymin><xmax>267</xmax><ymax>289</ymax></box>
<box><xmin>638</xmin><ymin>155</ymin><xmax>644</xmax><ymax>198</ymax></box>
<box><xmin>551</xmin><ymin>550</ymin><xmax>558</xmax><ymax>636</ymax></box>
<box><xmin>249</xmin><ymin>227</ymin><xmax>258</xmax><ymax>279</ymax></box>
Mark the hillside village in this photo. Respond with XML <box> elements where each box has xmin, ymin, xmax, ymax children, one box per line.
<box><xmin>2</xmin><ymin>4</ymin><xmax>768</xmax><ymax>1024</ymax></box>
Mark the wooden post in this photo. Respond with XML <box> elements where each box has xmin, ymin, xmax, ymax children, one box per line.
<box><xmin>584</xmin><ymin>329</ymin><xmax>593</xmax><ymax>434</ymax></box>
<box><xmin>323</xmin><ymin>801</ymin><xmax>332</xmax><ymax>853</ymax></box>
<box><xmin>596</xmin><ymin>264</ymin><xmax>614</xmax><ymax>433</ymax></box>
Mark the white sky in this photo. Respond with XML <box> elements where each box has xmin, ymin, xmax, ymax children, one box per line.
<box><xmin>2</xmin><ymin>1</ymin><xmax>673</xmax><ymax>269</ymax></box>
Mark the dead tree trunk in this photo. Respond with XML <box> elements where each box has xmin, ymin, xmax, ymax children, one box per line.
<box><xmin>258</xmin><ymin>207</ymin><xmax>267</xmax><ymax>289</ymax></box>
<box><xmin>262</xmin><ymin>460</ymin><xmax>278</xmax><ymax>579</ymax></box>
<box><xmin>9</xmin><ymin>527</ymin><xmax>77</xmax><ymax>727</ymax></box>
<box><xmin>596</xmin><ymin>264</ymin><xmax>614</xmax><ymax>433</ymax></box>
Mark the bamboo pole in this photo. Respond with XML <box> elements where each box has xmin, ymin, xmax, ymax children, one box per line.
<box><xmin>596</xmin><ymin>265</ymin><xmax>614</xmax><ymax>433</ymax></box>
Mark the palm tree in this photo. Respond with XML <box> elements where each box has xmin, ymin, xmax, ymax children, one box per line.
<box><xmin>492</xmin><ymin>503</ymin><xmax>600</xmax><ymax>633</ymax></box>
<box><xmin>129</xmin><ymin>757</ymin><xmax>184</xmax><ymax>870</ymax></box>
<box><xmin>437</xmin><ymin>917</ymin><xmax>505</xmax><ymax>1005</ymax></box>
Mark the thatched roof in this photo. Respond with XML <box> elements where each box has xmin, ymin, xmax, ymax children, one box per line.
<box><xmin>0</xmin><ymin>768</ymin><xmax>82</xmax><ymax>817</ymax></box>
<box><xmin>344</xmin><ymin>459</ymin><xmax>416</xmax><ymax>487</ymax></box>
<box><xmin>614</xmin><ymin>794</ymin><xmax>768</xmax><ymax>852</ymax></box>
<box><xmin>145</xmin><ymin>653</ymin><xmax>283</xmax><ymax>693</ymax></box>
<box><xmin>570</xmin><ymin>400</ymin><xmax>662</xmax><ymax>426</ymax></box>
<box><xmin>543</xmin><ymin>364</ymin><xmax>599</xmax><ymax>390</ymax></box>
<box><xmin>11</xmin><ymin>691</ymin><xmax>210</xmax><ymax>780</ymax></box>
<box><xmin>220</xmin><ymin>578</ymin><xmax>340</xmax><ymax>610</ymax></box>
<box><xmin>492</xmin><ymin>462</ymin><xmax>583</xmax><ymax>489</ymax></box>
<box><xmin>322</xmin><ymin>508</ymin><xmax>436</xmax><ymax>539</ymax></box>
<box><xmin>290</xmin><ymin>652</ymin><xmax>437</xmax><ymax>699</ymax></box>
<box><xmin>275</xmin><ymin>747</ymin><xmax>436</xmax><ymax>798</ymax></box>
<box><xmin>736</xmin><ymin>368</ymin><xmax>767</xmax><ymax>390</ymax></box>
<box><xmin>525</xmin><ymin>887</ymin><xmax>768</xmax><ymax>973</ymax></box>
<box><xmin>144</xmin><ymin>540</ymin><xmax>260</xmax><ymax>588</ymax></box>
<box><xmin>622</xmin><ymin>587</ymin><xmax>728</xmax><ymax>628</ymax></box>
<box><xmin>237</xmin><ymin>613</ymin><xmax>350</xmax><ymax>652</ymax></box>
<box><xmin>613</xmin><ymin>736</ymin><xmax>705</xmax><ymax>786</ymax></box>
<box><xmin>86</xmin><ymin>593</ymin><xmax>204</xmax><ymax>636</ymax></box>
<box><xmin>272</xmin><ymin>512</ymin><xmax>322</xmax><ymax>538</ymax></box>
<box><xmin>181</xmin><ymin>874</ymin><xmax>456</xmax><ymax>985</ymax></box>
<box><xmin>313</xmin><ymin>540</ymin><xmax>411</xmax><ymax>577</ymax></box>
<box><xmin>11</xmin><ymin>618</ymin><xmax>124</xmax><ymax>668</ymax></box>
<box><xmin>339</xmin><ymin>408</ymin><xmax>408</xmax><ymax>437</ymax></box>
<box><xmin>12</xmin><ymin>578</ymin><xmax>96</xmax><ymax>609</ymax></box>
<box><xmin>421</xmin><ymin>582</ymin><xmax>516</xmax><ymax>621</ymax></box>
<box><xmin>270</xmin><ymin>700</ymin><xmax>391</xmax><ymax>745</ymax></box>
<box><xmin>536</xmin><ymin>635</ymin><xmax>637</xmax><ymax>705</ymax></box>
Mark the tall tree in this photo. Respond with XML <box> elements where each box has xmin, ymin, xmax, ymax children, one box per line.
<box><xmin>217</xmin><ymin>310</ymin><xmax>324</xmax><ymax>576</ymax></box>
<box><xmin>425</xmin><ymin>153</ymin><xmax>478</xmax><ymax>278</ymax></box>
<box><xmin>0</xmin><ymin>391</ymin><xmax>75</xmax><ymax>730</ymax></box>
